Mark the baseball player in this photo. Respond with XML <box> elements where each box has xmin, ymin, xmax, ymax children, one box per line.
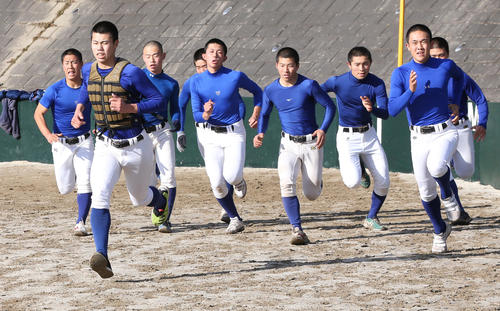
<box><xmin>142</xmin><ymin>40</ymin><xmax>180</xmax><ymax>233</ymax></box>
<box><xmin>71</xmin><ymin>21</ymin><xmax>167</xmax><ymax>278</ymax></box>
<box><xmin>321</xmin><ymin>46</ymin><xmax>390</xmax><ymax>231</ymax></box>
<box><xmin>254</xmin><ymin>47</ymin><xmax>336</xmax><ymax>245</ymax></box>
<box><xmin>179</xmin><ymin>48</ymin><xmax>248</xmax><ymax>224</ymax></box>
<box><xmin>33</xmin><ymin>48</ymin><xmax>93</xmax><ymax>236</ymax></box>
<box><xmin>430</xmin><ymin>36</ymin><xmax>489</xmax><ymax>225</ymax></box>
<box><xmin>388</xmin><ymin>24</ymin><xmax>464</xmax><ymax>253</ymax></box>
<box><xmin>190</xmin><ymin>38</ymin><xmax>262</xmax><ymax>234</ymax></box>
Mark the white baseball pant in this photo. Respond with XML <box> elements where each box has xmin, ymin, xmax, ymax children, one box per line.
<box><xmin>451</xmin><ymin>118</ymin><xmax>474</xmax><ymax>179</ymax></box>
<box><xmin>148</xmin><ymin>122</ymin><xmax>176</xmax><ymax>190</ymax></box>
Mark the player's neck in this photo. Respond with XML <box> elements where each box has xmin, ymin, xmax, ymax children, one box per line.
<box><xmin>207</xmin><ymin>64</ymin><xmax>223</xmax><ymax>74</ymax></box>
<box><xmin>66</xmin><ymin>77</ymin><xmax>82</xmax><ymax>89</ymax></box>
<box><xmin>97</xmin><ymin>57</ymin><xmax>117</xmax><ymax>69</ymax></box>
<box><xmin>279</xmin><ymin>74</ymin><xmax>298</xmax><ymax>87</ymax></box>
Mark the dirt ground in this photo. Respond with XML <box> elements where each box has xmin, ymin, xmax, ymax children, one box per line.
<box><xmin>0</xmin><ymin>161</ymin><xmax>499</xmax><ymax>310</ymax></box>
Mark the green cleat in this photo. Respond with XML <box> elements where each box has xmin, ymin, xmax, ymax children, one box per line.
<box><xmin>360</xmin><ymin>160</ymin><xmax>371</xmax><ymax>189</ymax></box>
<box><xmin>363</xmin><ymin>217</ymin><xmax>386</xmax><ymax>231</ymax></box>
<box><xmin>151</xmin><ymin>189</ymin><xmax>169</xmax><ymax>227</ymax></box>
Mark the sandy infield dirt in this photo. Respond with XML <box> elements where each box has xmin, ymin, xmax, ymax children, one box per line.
<box><xmin>0</xmin><ymin>161</ymin><xmax>499</xmax><ymax>310</ymax></box>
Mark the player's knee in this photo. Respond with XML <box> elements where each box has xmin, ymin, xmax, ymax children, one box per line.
<box><xmin>455</xmin><ymin>166</ymin><xmax>474</xmax><ymax>179</ymax></box>
<box><xmin>303</xmin><ymin>181</ymin><xmax>322</xmax><ymax>201</ymax></box>
<box><xmin>212</xmin><ymin>184</ymin><xmax>229</xmax><ymax>199</ymax></box>
<box><xmin>280</xmin><ymin>184</ymin><xmax>296</xmax><ymax>197</ymax></box>
<box><xmin>428</xmin><ymin>160</ymin><xmax>448</xmax><ymax>178</ymax></box>
<box><xmin>373</xmin><ymin>178</ymin><xmax>390</xmax><ymax>196</ymax></box>
<box><xmin>343</xmin><ymin>179</ymin><xmax>360</xmax><ymax>189</ymax></box>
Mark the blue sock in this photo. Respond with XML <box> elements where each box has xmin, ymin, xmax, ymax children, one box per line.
<box><xmin>147</xmin><ymin>186</ymin><xmax>166</xmax><ymax>214</ymax></box>
<box><xmin>433</xmin><ymin>167</ymin><xmax>452</xmax><ymax>199</ymax></box>
<box><xmin>282</xmin><ymin>196</ymin><xmax>301</xmax><ymax>229</ymax></box>
<box><xmin>226</xmin><ymin>181</ymin><xmax>234</xmax><ymax>197</ymax></box>
<box><xmin>167</xmin><ymin>187</ymin><xmax>176</xmax><ymax>220</ymax></box>
<box><xmin>367</xmin><ymin>191</ymin><xmax>386</xmax><ymax>219</ymax></box>
<box><xmin>90</xmin><ymin>208</ymin><xmax>111</xmax><ymax>258</ymax></box>
<box><xmin>449</xmin><ymin>180</ymin><xmax>465</xmax><ymax>212</ymax></box>
<box><xmin>421</xmin><ymin>197</ymin><xmax>446</xmax><ymax>234</ymax></box>
<box><xmin>216</xmin><ymin>191</ymin><xmax>240</xmax><ymax>220</ymax></box>
<box><xmin>76</xmin><ymin>192</ymin><xmax>92</xmax><ymax>224</ymax></box>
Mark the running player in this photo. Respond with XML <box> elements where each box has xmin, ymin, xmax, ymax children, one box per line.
<box><xmin>142</xmin><ymin>40</ymin><xmax>179</xmax><ymax>233</ymax></box>
<box><xmin>34</xmin><ymin>48</ymin><xmax>93</xmax><ymax>236</ymax></box>
<box><xmin>71</xmin><ymin>21</ymin><xmax>167</xmax><ymax>278</ymax></box>
<box><xmin>430</xmin><ymin>36</ymin><xmax>489</xmax><ymax>225</ymax></box>
<box><xmin>178</xmin><ymin>48</ymin><xmax>248</xmax><ymax>224</ymax></box>
<box><xmin>190</xmin><ymin>38</ymin><xmax>262</xmax><ymax>234</ymax></box>
<box><xmin>388</xmin><ymin>24</ymin><xmax>464</xmax><ymax>253</ymax></box>
<box><xmin>321</xmin><ymin>46</ymin><xmax>390</xmax><ymax>231</ymax></box>
<box><xmin>254</xmin><ymin>47</ymin><xmax>335</xmax><ymax>244</ymax></box>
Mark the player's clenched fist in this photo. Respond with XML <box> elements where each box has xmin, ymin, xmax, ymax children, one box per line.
<box><xmin>202</xmin><ymin>99</ymin><xmax>214</xmax><ymax>120</ymax></box>
<box><xmin>409</xmin><ymin>70</ymin><xmax>417</xmax><ymax>92</ymax></box>
<box><xmin>71</xmin><ymin>104</ymin><xmax>86</xmax><ymax>129</ymax></box>
<box><xmin>253</xmin><ymin>133</ymin><xmax>264</xmax><ymax>148</ymax></box>
<box><xmin>109</xmin><ymin>93</ymin><xmax>137</xmax><ymax>113</ymax></box>
<box><xmin>360</xmin><ymin>96</ymin><xmax>373</xmax><ymax>112</ymax></box>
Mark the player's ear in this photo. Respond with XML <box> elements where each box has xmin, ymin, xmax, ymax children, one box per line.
<box><xmin>161</xmin><ymin>52</ymin><xmax>166</xmax><ymax>61</ymax></box>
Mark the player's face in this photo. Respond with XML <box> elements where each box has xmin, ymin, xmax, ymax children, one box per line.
<box><xmin>348</xmin><ymin>56</ymin><xmax>371</xmax><ymax>80</ymax></box>
<box><xmin>406</xmin><ymin>30</ymin><xmax>430</xmax><ymax>64</ymax></box>
<box><xmin>62</xmin><ymin>54</ymin><xmax>82</xmax><ymax>82</ymax></box>
<box><xmin>91</xmin><ymin>32</ymin><xmax>118</xmax><ymax>67</ymax></box>
<box><xmin>143</xmin><ymin>45</ymin><xmax>165</xmax><ymax>75</ymax></box>
<box><xmin>203</xmin><ymin>43</ymin><xmax>226</xmax><ymax>72</ymax></box>
<box><xmin>276</xmin><ymin>57</ymin><xmax>299</xmax><ymax>84</ymax></box>
<box><xmin>430</xmin><ymin>47</ymin><xmax>449</xmax><ymax>59</ymax></box>
<box><xmin>194</xmin><ymin>59</ymin><xmax>207</xmax><ymax>74</ymax></box>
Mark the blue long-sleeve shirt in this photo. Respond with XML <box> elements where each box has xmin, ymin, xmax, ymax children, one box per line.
<box><xmin>142</xmin><ymin>69</ymin><xmax>179</xmax><ymax>127</ymax></box>
<box><xmin>388</xmin><ymin>58</ymin><xmax>464</xmax><ymax>126</ymax></box>
<box><xmin>40</xmin><ymin>78</ymin><xmax>90</xmax><ymax>137</ymax></box>
<box><xmin>179</xmin><ymin>74</ymin><xmax>247</xmax><ymax>131</ymax></box>
<box><xmin>448</xmin><ymin>72</ymin><xmax>488</xmax><ymax>128</ymax></box>
<box><xmin>190</xmin><ymin>66</ymin><xmax>262</xmax><ymax>125</ymax></box>
<box><xmin>78</xmin><ymin>60</ymin><xmax>163</xmax><ymax>139</ymax></box>
<box><xmin>258</xmin><ymin>74</ymin><xmax>336</xmax><ymax>135</ymax></box>
<box><xmin>321</xmin><ymin>72</ymin><xmax>388</xmax><ymax>127</ymax></box>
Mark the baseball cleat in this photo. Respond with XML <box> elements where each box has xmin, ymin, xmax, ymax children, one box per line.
<box><xmin>74</xmin><ymin>220</ymin><xmax>88</xmax><ymax>236</ymax></box>
<box><xmin>158</xmin><ymin>220</ymin><xmax>172</xmax><ymax>233</ymax></box>
<box><xmin>442</xmin><ymin>194</ymin><xmax>461</xmax><ymax>222</ymax></box>
<box><xmin>226</xmin><ymin>217</ymin><xmax>244</xmax><ymax>234</ymax></box>
<box><xmin>233</xmin><ymin>179</ymin><xmax>247</xmax><ymax>198</ymax></box>
<box><xmin>151</xmin><ymin>190</ymin><xmax>169</xmax><ymax>227</ymax></box>
<box><xmin>360</xmin><ymin>166</ymin><xmax>371</xmax><ymax>189</ymax></box>
<box><xmin>90</xmin><ymin>252</ymin><xmax>114</xmax><ymax>278</ymax></box>
<box><xmin>220</xmin><ymin>209</ymin><xmax>230</xmax><ymax>224</ymax></box>
<box><xmin>432</xmin><ymin>222</ymin><xmax>451</xmax><ymax>253</ymax></box>
<box><xmin>363</xmin><ymin>217</ymin><xmax>386</xmax><ymax>231</ymax></box>
<box><xmin>451</xmin><ymin>210</ymin><xmax>472</xmax><ymax>226</ymax></box>
<box><xmin>290</xmin><ymin>227</ymin><xmax>310</xmax><ymax>245</ymax></box>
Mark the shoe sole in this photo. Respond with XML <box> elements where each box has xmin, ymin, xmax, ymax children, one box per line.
<box><xmin>74</xmin><ymin>230</ymin><xmax>88</xmax><ymax>237</ymax></box>
<box><xmin>234</xmin><ymin>180</ymin><xmax>247</xmax><ymax>199</ymax></box>
<box><xmin>158</xmin><ymin>226</ymin><xmax>172</xmax><ymax>233</ymax></box>
<box><xmin>90</xmin><ymin>253</ymin><xmax>114</xmax><ymax>279</ymax></box>
<box><xmin>290</xmin><ymin>237</ymin><xmax>310</xmax><ymax>245</ymax></box>
<box><xmin>226</xmin><ymin>226</ymin><xmax>245</xmax><ymax>234</ymax></box>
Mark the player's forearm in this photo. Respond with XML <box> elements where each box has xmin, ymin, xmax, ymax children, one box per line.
<box><xmin>388</xmin><ymin>89</ymin><xmax>412</xmax><ymax>117</ymax></box>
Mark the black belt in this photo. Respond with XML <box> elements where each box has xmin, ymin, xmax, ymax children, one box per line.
<box><xmin>342</xmin><ymin>124</ymin><xmax>370</xmax><ymax>133</ymax></box>
<box><xmin>145</xmin><ymin>121</ymin><xmax>166</xmax><ymax>133</ymax></box>
<box><xmin>410</xmin><ymin>122</ymin><xmax>448</xmax><ymax>134</ymax></box>
<box><xmin>61</xmin><ymin>132</ymin><xmax>90</xmax><ymax>145</ymax></box>
<box><xmin>195</xmin><ymin>122</ymin><xmax>234</xmax><ymax>133</ymax></box>
<box><xmin>281</xmin><ymin>131</ymin><xmax>314</xmax><ymax>143</ymax></box>
<box><xmin>98</xmin><ymin>134</ymin><xmax>144</xmax><ymax>148</ymax></box>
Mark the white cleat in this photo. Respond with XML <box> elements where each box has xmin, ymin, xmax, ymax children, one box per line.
<box><xmin>432</xmin><ymin>222</ymin><xmax>452</xmax><ymax>253</ymax></box>
<box><xmin>442</xmin><ymin>194</ymin><xmax>461</xmax><ymax>222</ymax></box>
<box><xmin>226</xmin><ymin>217</ymin><xmax>244</xmax><ymax>234</ymax></box>
<box><xmin>74</xmin><ymin>220</ymin><xmax>88</xmax><ymax>236</ymax></box>
<box><xmin>233</xmin><ymin>179</ymin><xmax>247</xmax><ymax>198</ymax></box>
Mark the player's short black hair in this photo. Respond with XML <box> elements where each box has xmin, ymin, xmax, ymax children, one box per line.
<box><xmin>204</xmin><ymin>38</ymin><xmax>227</xmax><ymax>56</ymax></box>
<box><xmin>406</xmin><ymin>24</ymin><xmax>432</xmax><ymax>42</ymax></box>
<box><xmin>347</xmin><ymin>46</ymin><xmax>372</xmax><ymax>63</ymax></box>
<box><xmin>91</xmin><ymin>21</ymin><xmax>119</xmax><ymax>42</ymax></box>
<box><xmin>143</xmin><ymin>40</ymin><xmax>163</xmax><ymax>53</ymax></box>
<box><xmin>193</xmin><ymin>48</ymin><xmax>205</xmax><ymax>64</ymax></box>
<box><xmin>276</xmin><ymin>47</ymin><xmax>299</xmax><ymax>65</ymax></box>
<box><xmin>60</xmin><ymin>48</ymin><xmax>82</xmax><ymax>63</ymax></box>
<box><xmin>430</xmin><ymin>37</ymin><xmax>449</xmax><ymax>55</ymax></box>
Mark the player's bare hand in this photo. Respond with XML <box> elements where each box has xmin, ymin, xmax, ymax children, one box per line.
<box><xmin>473</xmin><ymin>125</ymin><xmax>486</xmax><ymax>142</ymax></box>
<box><xmin>360</xmin><ymin>96</ymin><xmax>373</xmax><ymax>112</ymax></box>
<box><xmin>45</xmin><ymin>133</ymin><xmax>62</xmax><ymax>144</ymax></box>
<box><xmin>312</xmin><ymin>129</ymin><xmax>325</xmax><ymax>149</ymax></box>
<box><xmin>71</xmin><ymin>110</ymin><xmax>85</xmax><ymax>129</ymax></box>
<box><xmin>109</xmin><ymin>93</ymin><xmax>127</xmax><ymax>112</ymax></box>
<box><xmin>409</xmin><ymin>70</ymin><xmax>417</xmax><ymax>93</ymax></box>
<box><xmin>203</xmin><ymin>99</ymin><xmax>214</xmax><ymax>120</ymax></box>
<box><xmin>248</xmin><ymin>115</ymin><xmax>258</xmax><ymax>128</ymax></box>
<box><xmin>448</xmin><ymin>104</ymin><xmax>460</xmax><ymax>124</ymax></box>
<box><xmin>253</xmin><ymin>133</ymin><xmax>264</xmax><ymax>148</ymax></box>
